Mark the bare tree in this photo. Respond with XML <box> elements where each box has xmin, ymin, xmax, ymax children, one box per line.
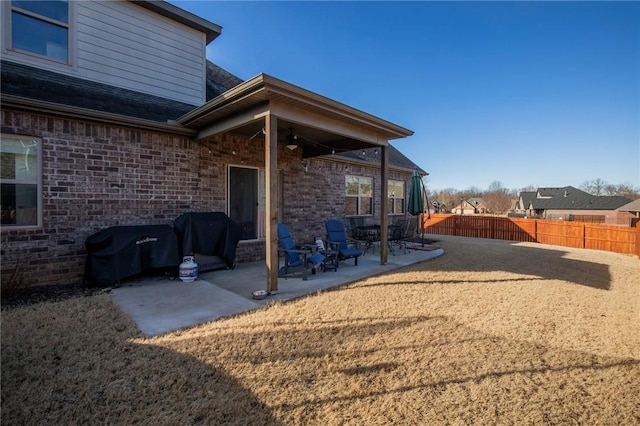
<box><xmin>483</xmin><ymin>181</ymin><xmax>515</xmax><ymax>214</ymax></box>
<box><xmin>580</xmin><ymin>179</ymin><xmax>639</xmax><ymax>198</ymax></box>
<box><xmin>580</xmin><ymin>178</ymin><xmax>608</xmax><ymax>196</ymax></box>
<box><xmin>607</xmin><ymin>183</ymin><xmax>640</xmax><ymax>199</ymax></box>
<box><xmin>427</xmin><ymin>179</ymin><xmax>639</xmax><ymax>216</ymax></box>
<box><xmin>487</xmin><ymin>181</ymin><xmax>505</xmax><ymax>192</ymax></box>
<box><xmin>431</xmin><ymin>188</ymin><xmax>459</xmax><ymax>213</ymax></box>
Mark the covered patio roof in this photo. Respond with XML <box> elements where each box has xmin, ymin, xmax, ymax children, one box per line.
<box><xmin>177</xmin><ymin>73</ymin><xmax>413</xmax><ymax>158</ymax></box>
<box><xmin>177</xmin><ymin>73</ymin><xmax>415</xmax><ymax>293</ymax></box>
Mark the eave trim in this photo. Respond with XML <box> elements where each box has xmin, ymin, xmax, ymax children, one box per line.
<box><xmin>1</xmin><ymin>95</ymin><xmax>197</xmax><ymax>136</ymax></box>
<box><xmin>178</xmin><ymin>73</ymin><xmax>414</xmax><ymax>140</ymax></box>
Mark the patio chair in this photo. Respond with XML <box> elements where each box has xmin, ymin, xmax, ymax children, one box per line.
<box><xmin>277</xmin><ymin>223</ymin><xmax>325</xmax><ymax>280</ymax></box>
<box><xmin>347</xmin><ymin>216</ymin><xmax>376</xmax><ymax>254</ymax></box>
<box><xmin>325</xmin><ymin>219</ymin><xmax>363</xmax><ymax>266</ymax></box>
<box><xmin>388</xmin><ymin>218</ymin><xmax>410</xmax><ymax>255</ymax></box>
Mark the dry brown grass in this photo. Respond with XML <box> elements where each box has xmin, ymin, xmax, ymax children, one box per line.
<box><xmin>2</xmin><ymin>236</ymin><xmax>639</xmax><ymax>425</ymax></box>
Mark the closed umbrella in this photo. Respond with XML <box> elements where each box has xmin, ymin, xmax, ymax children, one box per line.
<box><xmin>407</xmin><ymin>168</ymin><xmax>426</xmax><ymax>246</ymax></box>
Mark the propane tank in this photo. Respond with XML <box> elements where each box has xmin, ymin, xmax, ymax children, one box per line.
<box><xmin>179</xmin><ymin>255</ymin><xmax>198</xmax><ymax>282</ymax></box>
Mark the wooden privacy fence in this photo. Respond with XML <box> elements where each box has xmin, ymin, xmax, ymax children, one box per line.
<box><xmin>420</xmin><ymin>214</ymin><xmax>640</xmax><ymax>257</ymax></box>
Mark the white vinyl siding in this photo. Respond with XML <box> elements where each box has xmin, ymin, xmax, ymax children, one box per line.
<box><xmin>76</xmin><ymin>1</ymin><xmax>205</xmax><ymax>105</ymax></box>
<box><xmin>2</xmin><ymin>1</ymin><xmax>207</xmax><ymax>105</ymax></box>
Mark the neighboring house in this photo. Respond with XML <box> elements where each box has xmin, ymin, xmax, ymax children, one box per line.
<box><xmin>467</xmin><ymin>197</ymin><xmax>487</xmax><ymax>214</ymax></box>
<box><xmin>450</xmin><ymin>198</ymin><xmax>486</xmax><ymax>215</ymax></box>
<box><xmin>511</xmin><ymin>186</ymin><xmax>633</xmax><ymax>225</ymax></box>
<box><xmin>428</xmin><ymin>200</ymin><xmax>445</xmax><ymax>215</ymax></box>
<box><xmin>617</xmin><ymin>199</ymin><xmax>640</xmax><ymax>227</ymax></box>
<box><xmin>0</xmin><ymin>0</ymin><xmax>423</xmax><ymax>289</ymax></box>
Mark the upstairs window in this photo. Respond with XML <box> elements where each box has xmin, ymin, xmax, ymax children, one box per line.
<box><xmin>1</xmin><ymin>135</ymin><xmax>41</xmax><ymax>227</ymax></box>
<box><xmin>388</xmin><ymin>180</ymin><xmax>405</xmax><ymax>215</ymax></box>
<box><xmin>11</xmin><ymin>0</ymin><xmax>69</xmax><ymax>63</ymax></box>
<box><xmin>345</xmin><ymin>175</ymin><xmax>372</xmax><ymax>216</ymax></box>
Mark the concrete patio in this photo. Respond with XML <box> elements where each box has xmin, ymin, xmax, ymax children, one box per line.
<box><xmin>109</xmin><ymin>243</ymin><xmax>444</xmax><ymax>336</ymax></box>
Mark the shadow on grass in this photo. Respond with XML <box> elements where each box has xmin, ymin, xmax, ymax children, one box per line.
<box><xmin>404</xmin><ymin>238</ymin><xmax>612</xmax><ymax>290</ymax></box>
<box><xmin>2</xmin><ymin>236</ymin><xmax>636</xmax><ymax>424</ymax></box>
<box><xmin>161</xmin><ymin>312</ymin><xmax>639</xmax><ymax>423</ymax></box>
<box><xmin>0</xmin><ymin>296</ymin><xmax>282</xmax><ymax>425</ymax></box>
<box><xmin>2</xmin><ymin>295</ymin><xmax>639</xmax><ymax>424</ymax></box>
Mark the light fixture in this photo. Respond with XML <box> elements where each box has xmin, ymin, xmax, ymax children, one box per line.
<box><xmin>249</xmin><ymin>128</ymin><xmax>266</xmax><ymax>140</ymax></box>
<box><xmin>286</xmin><ymin>128</ymin><xmax>298</xmax><ymax>150</ymax></box>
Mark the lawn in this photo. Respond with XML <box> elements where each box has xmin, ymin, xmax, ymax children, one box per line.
<box><xmin>2</xmin><ymin>236</ymin><xmax>639</xmax><ymax>425</ymax></box>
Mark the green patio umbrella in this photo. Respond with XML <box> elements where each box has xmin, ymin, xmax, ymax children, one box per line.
<box><xmin>407</xmin><ymin>168</ymin><xmax>426</xmax><ymax>246</ymax></box>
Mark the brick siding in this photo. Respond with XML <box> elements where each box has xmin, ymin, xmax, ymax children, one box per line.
<box><xmin>1</xmin><ymin>109</ymin><xmax>411</xmax><ymax>288</ymax></box>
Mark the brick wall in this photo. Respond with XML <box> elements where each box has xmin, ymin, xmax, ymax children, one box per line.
<box><xmin>1</xmin><ymin>109</ymin><xmax>411</xmax><ymax>288</ymax></box>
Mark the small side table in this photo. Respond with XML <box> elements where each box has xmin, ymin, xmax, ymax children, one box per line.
<box><xmin>320</xmin><ymin>249</ymin><xmax>338</xmax><ymax>272</ymax></box>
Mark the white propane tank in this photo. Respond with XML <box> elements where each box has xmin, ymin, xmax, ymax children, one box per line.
<box><xmin>179</xmin><ymin>255</ymin><xmax>198</xmax><ymax>282</ymax></box>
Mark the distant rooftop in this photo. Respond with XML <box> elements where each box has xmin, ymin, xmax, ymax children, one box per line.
<box><xmin>523</xmin><ymin>186</ymin><xmax>631</xmax><ymax>210</ymax></box>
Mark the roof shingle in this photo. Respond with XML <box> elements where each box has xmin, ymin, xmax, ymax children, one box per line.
<box><xmin>1</xmin><ymin>60</ymin><xmax>244</xmax><ymax>123</ymax></box>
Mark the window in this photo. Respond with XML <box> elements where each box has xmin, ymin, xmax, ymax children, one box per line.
<box><xmin>10</xmin><ymin>0</ymin><xmax>69</xmax><ymax>63</ymax></box>
<box><xmin>1</xmin><ymin>135</ymin><xmax>41</xmax><ymax>227</ymax></box>
<box><xmin>228</xmin><ymin>166</ymin><xmax>266</xmax><ymax>240</ymax></box>
<box><xmin>345</xmin><ymin>175</ymin><xmax>372</xmax><ymax>216</ymax></box>
<box><xmin>388</xmin><ymin>180</ymin><xmax>405</xmax><ymax>215</ymax></box>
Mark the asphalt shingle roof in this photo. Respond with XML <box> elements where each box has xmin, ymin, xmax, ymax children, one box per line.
<box><xmin>1</xmin><ymin>60</ymin><xmax>423</xmax><ymax>173</ymax></box>
<box><xmin>335</xmin><ymin>145</ymin><xmax>426</xmax><ymax>174</ymax></box>
<box><xmin>518</xmin><ymin>191</ymin><xmax>537</xmax><ymax>210</ymax></box>
<box><xmin>1</xmin><ymin>60</ymin><xmax>244</xmax><ymax>123</ymax></box>
<box><xmin>617</xmin><ymin>198</ymin><xmax>640</xmax><ymax>212</ymax></box>
<box><xmin>205</xmin><ymin>62</ymin><xmax>244</xmax><ymax>101</ymax></box>
<box><xmin>526</xmin><ymin>186</ymin><xmax>631</xmax><ymax>210</ymax></box>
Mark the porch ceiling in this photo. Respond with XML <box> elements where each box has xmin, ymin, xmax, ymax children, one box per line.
<box><xmin>177</xmin><ymin>73</ymin><xmax>414</xmax><ymax>158</ymax></box>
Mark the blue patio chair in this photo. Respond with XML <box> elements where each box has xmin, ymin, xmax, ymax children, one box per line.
<box><xmin>277</xmin><ymin>223</ymin><xmax>325</xmax><ymax>280</ymax></box>
<box><xmin>325</xmin><ymin>219</ymin><xmax>363</xmax><ymax>266</ymax></box>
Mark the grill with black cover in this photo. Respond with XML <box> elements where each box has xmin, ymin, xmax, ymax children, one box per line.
<box><xmin>173</xmin><ymin>212</ymin><xmax>242</xmax><ymax>272</ymax></box>
<box><xmin>84</xmin><ymin>225</ymin><xmax>180</xmax><ymax>286</ymax></box>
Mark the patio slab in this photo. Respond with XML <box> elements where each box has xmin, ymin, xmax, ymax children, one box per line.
<box><xmin>110</xmin><ymin>244</ymin><xmax>444</xmax><ymax>336</ymax></box>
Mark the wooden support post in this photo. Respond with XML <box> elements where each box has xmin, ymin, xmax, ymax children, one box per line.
<box><xmin>265</xmin><ymin>113</ymin><xmax>279</xmax><ymax>293</ymax></box>
<box><xmin>380</xmin><ymin>145</ymin><xmax>389</xmax><ymax>265</ymax></box>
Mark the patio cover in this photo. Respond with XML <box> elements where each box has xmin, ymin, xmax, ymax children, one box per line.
<box><xmin>178</xmin><ymin>74</ymin><xmax>414</xmax><ymax>293</ymax></box>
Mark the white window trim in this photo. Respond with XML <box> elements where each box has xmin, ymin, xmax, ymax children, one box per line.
<box><xmin>345</xmin><ymin>175</ymin><xmax>373</xmax><ymax>217</ymax></box>
<box><xmin>1</xmin><ymin>134</ymin><xmax>43</xmax><ymax>229</ymax></box>
<box><xmin>388</xmin><ymin>179</ymin><xmax>405</xmax><ymax>215</ymax></box>
<box><xmin>2</xmin><ymin>0</ymin><xmax>76</xmax><ymax>70</ymax></box>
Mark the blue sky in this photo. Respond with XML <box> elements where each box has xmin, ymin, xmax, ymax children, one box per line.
<box><xmin>171</xmin><ymin>1</ymin><xmax>639</xmax><ymax>192</ymax></box>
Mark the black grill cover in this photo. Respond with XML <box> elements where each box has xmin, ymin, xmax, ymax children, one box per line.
<box><xmin>173</xmin><ymin>212</ymin><xmax>242</xmax><ymax>267</ymax></box>
<box><xmin>84</xmin><ymin>225</ymin><xmax>180</xmax><ymax>286</ymax></box>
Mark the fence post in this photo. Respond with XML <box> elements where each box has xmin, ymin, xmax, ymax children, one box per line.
<box><xmin>636</xmin><ymin>221</ymin><xmax>640</xmax><ymax>258</ymax></box>
<box><xmin>491</xmin><ymin>217</ymin><xmax>495</xmax><ymax>240</ymax></box>
<box><xmin>582</xmin><ymin>223</ymin><xmax>586</xmax><ymax>249</ymax></box>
